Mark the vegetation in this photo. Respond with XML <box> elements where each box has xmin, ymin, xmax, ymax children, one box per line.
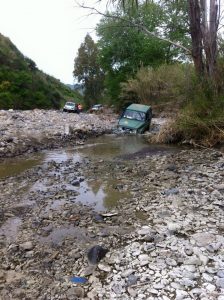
<box><xmin>73</xmin><ymin>34</ymin><xmax>105</xmax><ymax>108</ymax></box>
<box><xmin>120</xmin><ymin>64</ymin><xmax>193</xmax><ymax>105</ymax></box>
<box><xmin>95</xmin><ymin>1</ymin><xmax>189</xmax><ymax>108</ymax></box>
<box><xmin>0</xmin><ymin>33</ymin><xmax>81</xmax><ymax>110</ymax></box>
<box><xmin>75</xmin><ymin>0</ymin><xmax>224</xmax><ymax>145</ymax></box>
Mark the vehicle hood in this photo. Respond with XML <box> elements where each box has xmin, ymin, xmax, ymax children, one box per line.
<box><xmin>118</xmin><ymin>118</ymin><xmax>145</xmax><ymax>130</ymax></box>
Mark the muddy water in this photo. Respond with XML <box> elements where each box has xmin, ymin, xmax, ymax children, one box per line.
<box><xmin>0</xmin><ymin>135</ymin><xmax>147</xmax><ymax>211</ymax></box>
<box><xmin>0</xmin><ymin>135</ymin><xmax>178</xmax><ymax>211</ymax></box>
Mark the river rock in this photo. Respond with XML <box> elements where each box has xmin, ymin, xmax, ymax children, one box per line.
<box><xmin>98</xmin><ymin>263</ymin><xmax>111</xmax><ymax>272</ymax></box>
<box><xmin>192</xmin><ymin>232</ymin><xmax>215</xmax><ymax>247</ymax></box>
<box><xmin>66</xmin><ymin>287</ymin><xmax>84</xmax><ymax>299</ymax></box>
<box><xmin>121</xmin><ymin>269</ymin><xmax>135</xmax><ymax>278</ymax></box>
<box><xmin>87</xmin><ymin>245</ymin><xmax>108</xmax><ymax>265</ymax></box>
<box><xmin>216</xmin><ymin>278</ymin><xmax>224</xmax><ymax>289</ymax></box>
<box><xmin>217</xmin><ymin>270</ymin><xmax>224</xmax><ymax>278</ymax></box>
<box><xmin>19</xmin><ymin>241</ymin><xmax>34</xmax><ymax>251</ymax></box>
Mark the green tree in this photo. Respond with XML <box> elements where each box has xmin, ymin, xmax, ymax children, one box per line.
<box><xmin>103</xmin><ymin>0</ymin><xmax>221</xmax><ymax>80</ymax></box>
<box><xmin>73</xmin><ymin>34</ymin><xmax>105</xmax><ymax>107</ymax></box>
<box><xmin>97</xmin><ymin>2</ymin><xmax>189</xmax><ymax>105</ymax></box>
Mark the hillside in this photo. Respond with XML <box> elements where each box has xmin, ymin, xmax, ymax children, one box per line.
<box><xmin>0</xmin><ymin>33</ymin><xmax>82</xmax><ymax>110</ymax></box>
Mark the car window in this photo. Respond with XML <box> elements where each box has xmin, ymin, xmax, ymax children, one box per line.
<box><xmin>123</xmin><ymin>110</ymin><xmax>145</xmax><ymax>121</ymax></box>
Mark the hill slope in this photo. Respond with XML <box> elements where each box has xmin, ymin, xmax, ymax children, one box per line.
<box><xmin>0</xmin><ymin>33</ymin><xmax>82</xmax><ymax>109</ymax></box>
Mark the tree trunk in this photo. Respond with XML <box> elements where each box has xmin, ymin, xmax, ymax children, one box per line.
<box><xmin>188</xmin><ymin>0</ymin><xmax>204</xmax><ymax>76</ymax></box>
<box><xmin>201</xmin><ymin>0</ymin><xmax>219</xmax><ymax>78</ymax></box>
<box><xmin>188</xmin><ymin>0</ymin><xmax>219</xmax><ymax>80</ymax></box>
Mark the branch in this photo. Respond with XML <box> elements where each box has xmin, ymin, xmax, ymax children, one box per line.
<box><xmin>77</xmin><ymin>2</ymin><xmax>191</xmax><ymax>55</ymax></box>
<box><xmin>136</xmin><ymin>23</ymin><xmax>191</xmax><ymax>54</ymax></box>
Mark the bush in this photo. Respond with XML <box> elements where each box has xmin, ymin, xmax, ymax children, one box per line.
<box><xmin>154</xmin><ymin>86</ymin><xmax>224</xmax><ymax>147</ymax></box>
<box><xmin>120</xmin><ymin>64</ymin><xmax>193</xmax><ymax>106</ymax></box>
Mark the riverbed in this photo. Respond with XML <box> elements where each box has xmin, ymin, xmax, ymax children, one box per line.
<box><xmin>0</xmin><ymin>111</ymin><xmax>224</xmax><ymax>300</ymax></box>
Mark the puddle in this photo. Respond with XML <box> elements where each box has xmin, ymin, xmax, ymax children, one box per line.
<box><xmin>39</xmin><ymin>225</ymin><xmax>93</xmax><ymax>246</ymax></box>
<box><xmin>75</xmin><ymin>180</ymin><xmax>128</xmax><ymax>211</ymax></box>
<box><xmin>77</xmin><ymin>135</ymin><xmax>149</xmax><ymax>159</ymax></box>
<box><xmin>0</xmin><ymin>135</ymin><xmax>182</xmax><ymax>212</ymax></box>
<box><xmin>0</xmin><ymin>156</ymin><xmax>42</xmax><ymax>178</ymax></box>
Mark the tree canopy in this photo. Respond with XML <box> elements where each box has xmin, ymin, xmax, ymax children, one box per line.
<box><xmin>73</xmin><ymin>34</ymin><xmax>105</xmax><ymax>107</ymax></box>
<box><xmin>93</xmin><ymin>0</ymin><xmax>190</xmax><ymax>105</ymax></box>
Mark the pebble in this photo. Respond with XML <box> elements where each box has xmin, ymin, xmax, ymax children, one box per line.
<box><xmin>98</xmin><ymin>263</ymin><xmax>111</xmax><ymax>272</ymax></box>
<box><xmin>19</xmin><ymin>241</ymin><xmax>34</xmax><ymax>251</ymax></box>
<box><xmin>216</xmin><ymin>278</ymin><xmax>224</xmax><ymax>288</ymax></box>
<box><xmin>66</xmin><ymin>287</ymin><xmax>84</xmax><ymax>299</ymax></box>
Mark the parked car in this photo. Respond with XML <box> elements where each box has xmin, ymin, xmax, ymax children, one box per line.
<box><xmin>63</xmin><ymin>102</ymin><xmax>79</xmax><ymax>113</ymax></box>
<box><xmin>118</xmin><ymin>103</ymin><xmax>152</xmax><ymax>133</ymax></box>
<box><xmin>90</xmin><ymin>104</ymin><xmax>103</xmax><ymax>113</ymax></box>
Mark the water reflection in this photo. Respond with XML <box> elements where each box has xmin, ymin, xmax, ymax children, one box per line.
<box><xmin>78</xmin><ymin>135</ymin><xmax>148</xmax><ymax>159</ymax></box>
<box><xmin>76</xmin><ymin>180</ymin><xmax>127</xmax><ymax>211</ymax></box>
<box><xmin>0</xmin><ymin>135</ymin><xmax>177</xmax><ymax>211</ymax></box>
<box><xmin>0</xmin><ymin>156</ymin><xmax>43</xmax><ymax>178</ymax></box>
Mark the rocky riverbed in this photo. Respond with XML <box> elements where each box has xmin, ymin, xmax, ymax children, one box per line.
<box><xmin>0</xmin><ymin>109</ymin><xmax>117</xmax><ymax>158</ymax></box>
<box><xmin>0</xmin><ymin>110</ymin><xmax>224</xmax><ymax>300</ymax></box>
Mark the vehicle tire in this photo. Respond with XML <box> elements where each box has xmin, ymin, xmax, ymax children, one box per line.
<box><xmin>63</xmin><ymin>109</ymin><xmax>67</xmax><ymax>112</ymax></box>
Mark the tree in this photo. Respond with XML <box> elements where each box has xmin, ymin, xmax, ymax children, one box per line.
<box><xmin>73</xmin><ymin>34</ymin><xmax>105</xmax><ymax>107</ymax></box>
<box><xmin>188</xmin><ymin>0</ymin><xmax>220</xmax><ymax>79</ymax></box>
<box><xmin>81</xmin><ymin>0</ymin><xmax>221</xmax><ymax>81</ymax></box>
<box><xmin>96</xmin><ymin>2</ymin><xmax>171</xmax><ymax>103</ymax></box>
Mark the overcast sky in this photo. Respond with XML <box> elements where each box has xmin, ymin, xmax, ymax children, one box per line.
<box><xmin>0</xmin><ymin>0</ymin><xmax>106</xmax><ymax>84</ymax></box>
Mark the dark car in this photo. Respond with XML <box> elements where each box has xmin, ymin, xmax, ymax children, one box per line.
<box><xmin>63</xmin><ymin>102</ymin><xmax>79</xmax><ymax>113</ymax></box>
<box><xmin>118</xmin><ymin>103</ymin><xmax>152</xmax><ymax>133</ymax></box>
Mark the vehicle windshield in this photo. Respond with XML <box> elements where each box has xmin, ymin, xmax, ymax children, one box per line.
<box><xmin>66</xmin><ymin>102</ymin><xmax>75</xmax><ymax>106</ymax></box>
<box><xmin>123</xmin><ymin>110</ymin><xmax>146</xmax><ymax>121</ymax></box>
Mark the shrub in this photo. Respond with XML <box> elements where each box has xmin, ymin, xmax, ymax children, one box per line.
<box><xmin>154</xmin><ymin>87</ymin><xmax>224</xmax><ymax>147</ymax></box>
<box><xmin>120</xmin><ymin>64</ymin><xmax>193</xmax><ymax>106</ymax></box>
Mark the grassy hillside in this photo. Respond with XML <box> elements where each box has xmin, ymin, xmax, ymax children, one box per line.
<box><xmin>0</xmin><ymin>33</ymin><xmax>82</xmax><ymax>110</ymax></box>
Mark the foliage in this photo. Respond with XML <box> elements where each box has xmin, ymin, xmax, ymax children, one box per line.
<box><xmin>120</xmin><ymin>64</ymin><xmax>193</xmax><ymax>105</ymax></box>
<box><xmin>0</xmin><ymin>33</ymin><xmax>82</xmax><ymax>110</ymax></box>
<box><xmin>96</xmin><ymin>1</ymin><xmax>190</xmax><ymax>105</ymax></box>
<box><xmin>153</xmin><ymin>80</ymin><xmax>224</xmax><ymax>147</ymax></box>
<box><xmin>73</xmin><ymin>34</ymin><xmax>105</xmax><ymax>107</ymax></box>
<box><xmin>106</xmin><ymin>0</ymin><xmax>220</xmax><ymax>81</ymax></box>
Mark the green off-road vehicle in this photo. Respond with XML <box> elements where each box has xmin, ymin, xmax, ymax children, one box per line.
<box><xmin>118</xmin><ymin>103</ymin><xmax>152</xmax><ymax>133</ymax></box>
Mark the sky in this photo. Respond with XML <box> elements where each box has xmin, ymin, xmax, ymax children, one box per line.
<box><xmin>0</xmin><ymin>0</ymin><xmax>107</xmax><ymax>84</ymax></box>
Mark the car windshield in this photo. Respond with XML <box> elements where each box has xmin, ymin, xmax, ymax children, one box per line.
<box><xmin>66</xmin><ymin>102</ymin><xmax>75</xmax><ymax>106</ymax></box>
<box><xmin>123</xmin><ymin>110</ymin><xmax>146</xmax><ymax>121</ymax></box>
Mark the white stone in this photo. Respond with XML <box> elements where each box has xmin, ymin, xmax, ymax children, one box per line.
<box><xmin>192</xmin><ymin>232</ymin><xmax>215</xmax><ymax>247</ymax></box>
<box><xmin>19</xmin><ymin>241</ymin><xmax>34</xmax><ymax>251</ymax></box>
<box><xmin>137</xmin><ymin>226</ymin><xmax>151</xmax><ymax>235</ymax></box>
<box><xmin>202</xmin><ymin>273</ymin><xmax>213</xmax><ymax>282</ymax></box>
<box><xmin>205</xmin><ymin>283</ymin><xmax>216</xmax><ymax>292</ymax></box>
<box><xmin>121</xmin><ymin>269</ymin><xmax>134</xmax><ymax>278</ymax></box>
<box><xmin>176</xmin><ymin>289</ymin><xmax>188</xmax><ymax>300</ymax></box>
<box><xmin>98</xmin><ymin>263</ymin><xmax>111</xmax><ymax>272</ymax></box>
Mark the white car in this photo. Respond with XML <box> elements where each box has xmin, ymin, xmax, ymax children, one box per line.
<box><xmin>90</xmin><ymin>104</ymin><xmax>103</xmax><ymax>112</ymax></box>
<box><xmin>63</xmin><ymin>102</ymin><xmax>79</xmax><ymax>113</ymax></box>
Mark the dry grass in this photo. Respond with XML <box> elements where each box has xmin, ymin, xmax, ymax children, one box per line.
<box><xmin>150</xmin><ymin>114</ymin><xmax>224</xmax><ymax>147</ymax></box>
